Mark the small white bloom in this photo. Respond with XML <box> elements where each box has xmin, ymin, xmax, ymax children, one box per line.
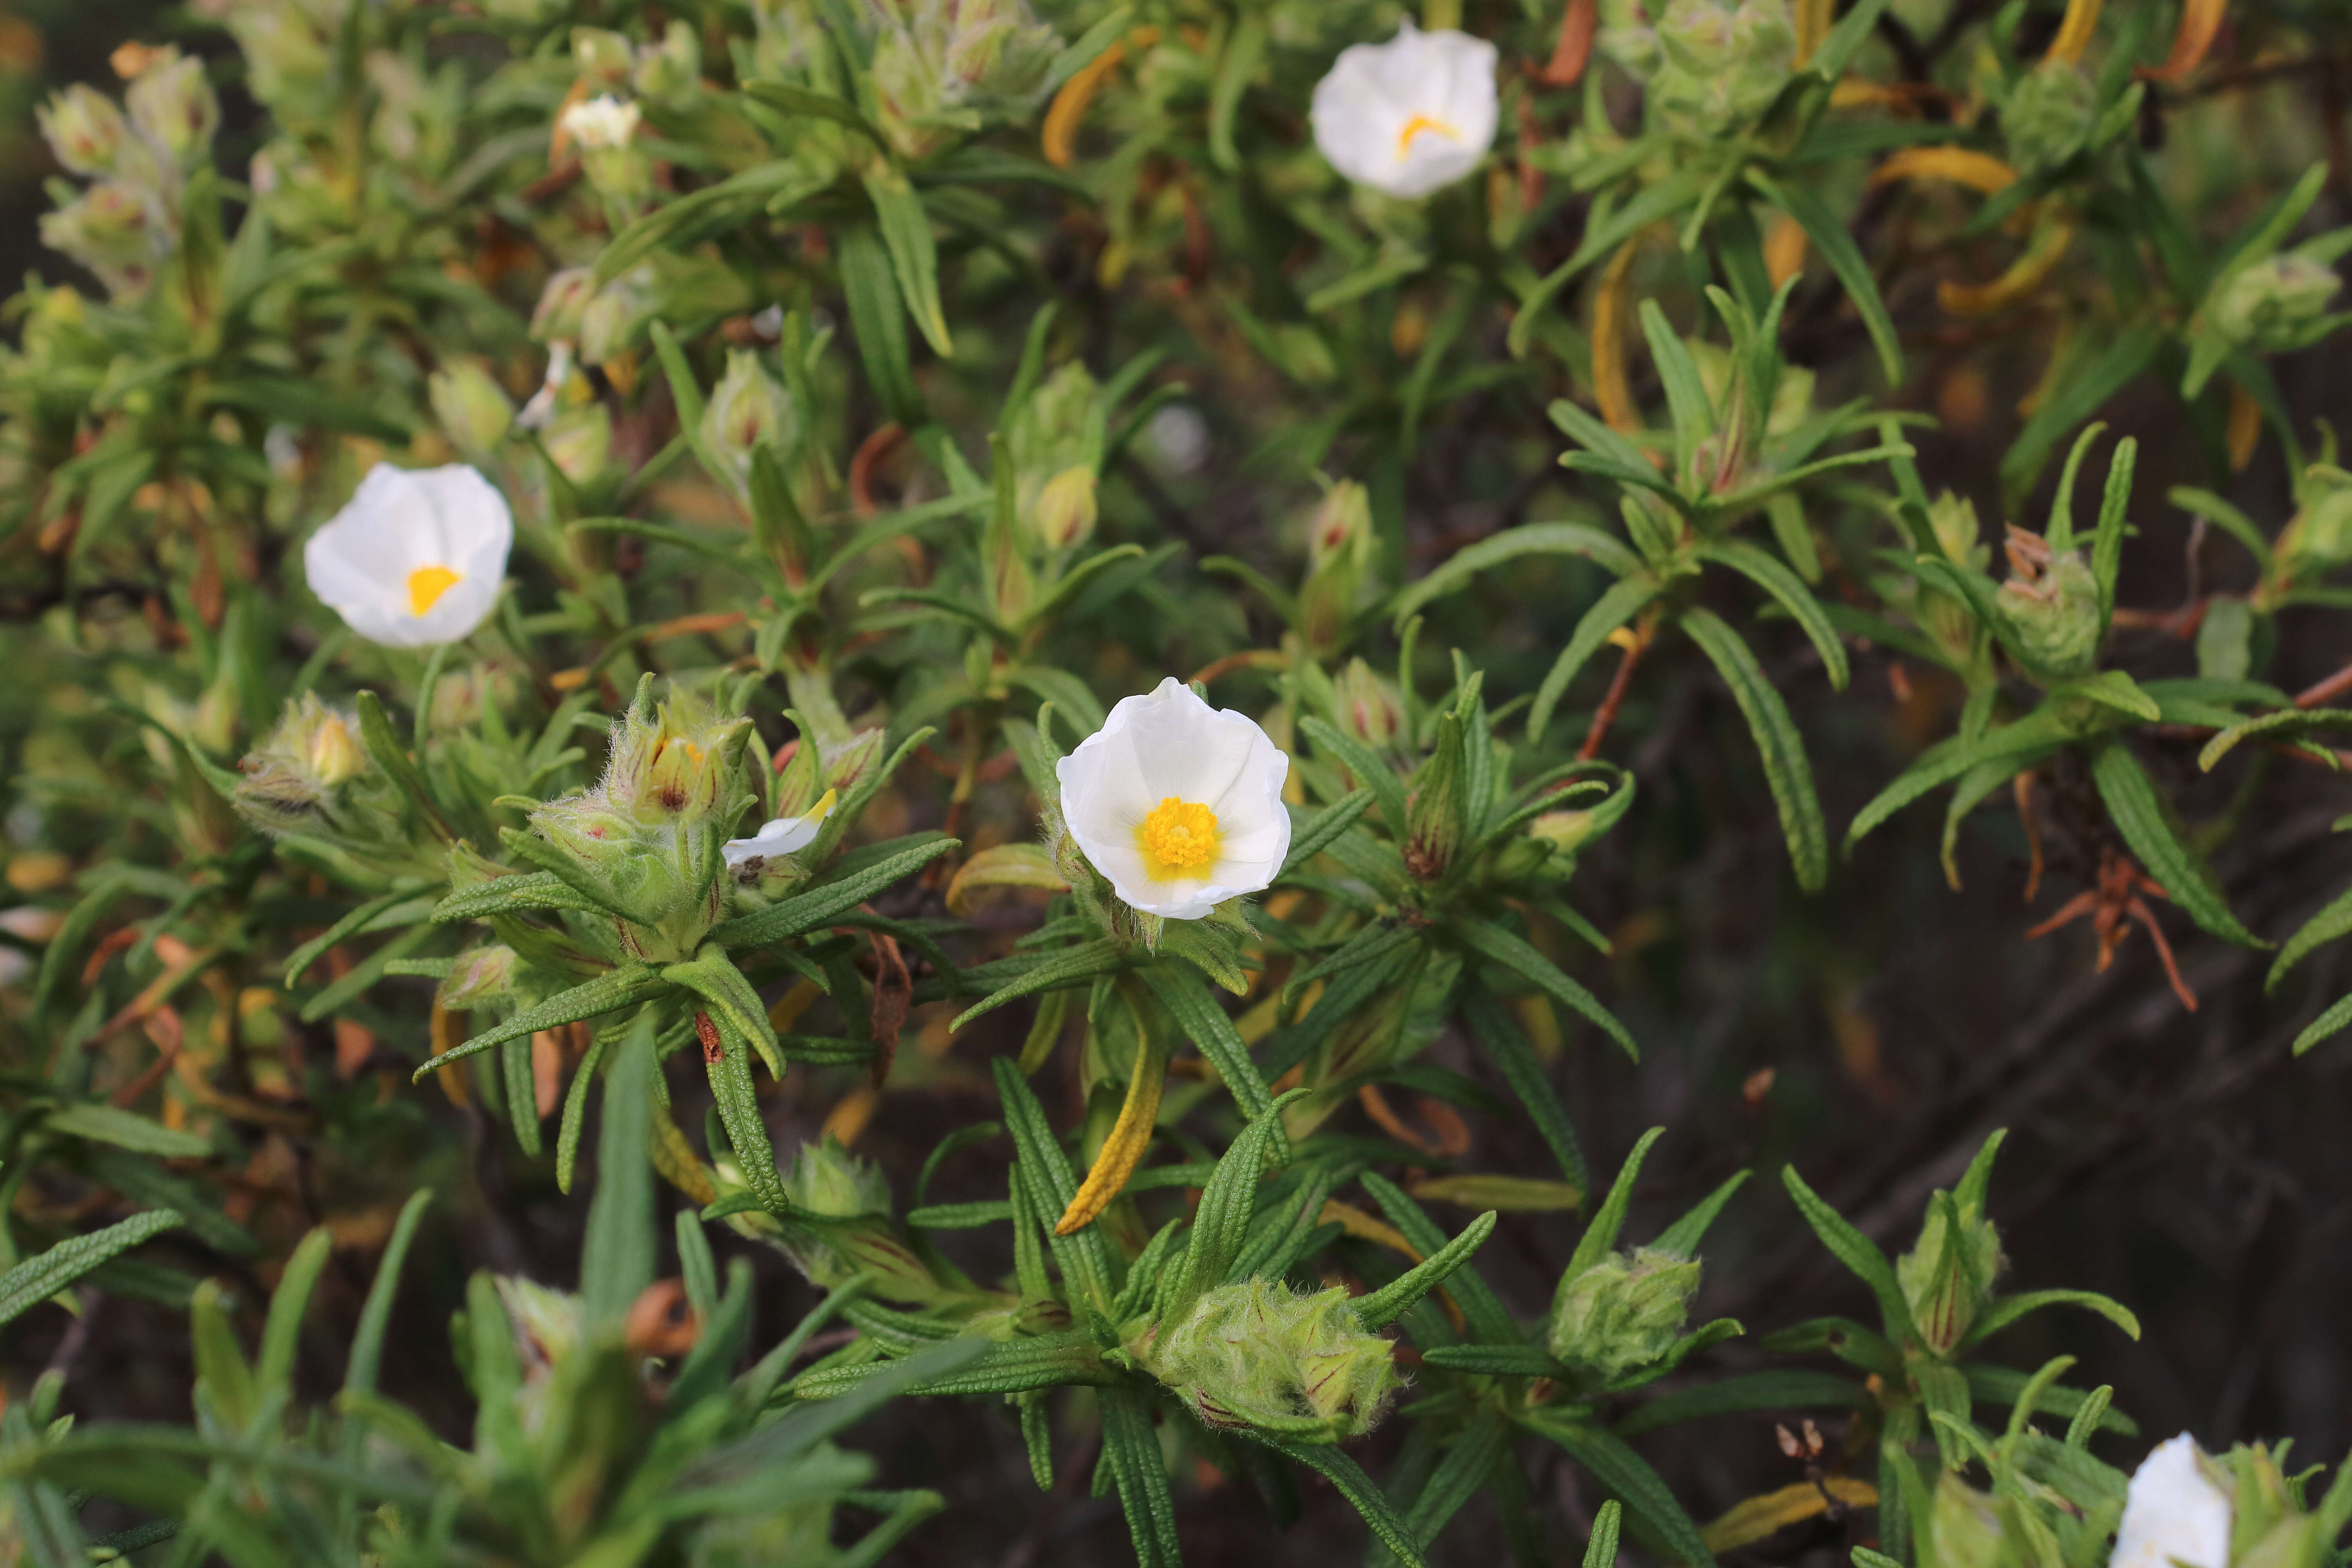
<box><xmin>561</xmin><ymin>93</ymin><xmax>641</xmax><ymax>151</ymax></box>
<box><xmin>304</xmin><ymin>463</ymin><xmax>513</xmax><ymax>649</ymax></box>
<box><xmin>1056</xmin><ymin>678</ymin><xmax>1291</xmax><ymax>920</ymax></box>
<box><xmin>1310</xmin><ymin>21</ymin><xmax>1499</xmax><ymax>200</ymax></box>
<box><xmin>724</xmin><ymin>789</ymin><xmax>838</xmax><ymax>867</ymax></box>
<box><xmin>2112</xmin><ymin>1434</ymin><xmax>2232</xmax><ymax>1568</ymax></box>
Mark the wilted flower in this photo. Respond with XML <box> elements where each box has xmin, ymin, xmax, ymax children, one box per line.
<box><xmin>579</xmin><ymin>266</ymin><xmax>661</xmax><ymax>365</ymax></box>
<box><xmin>304</xmin><ymin>464</ymin><xmax>513</xmax><ymax>648</ymax></box>
<box><xmin>722</xmin><ymin>788</ymin><xmax>837</xmax><ymax>867</ymax></box>
<box><xmin>1141</xmin><ymin>1279</ymin><xmax>1399</xmax><ymax>1439</ymax></box>
<box><xmin>1310</xmin><ymin>22</ymin><xmax>1499</xmax><ymax>199</ymax></box>
<box><xmin>2112</xmin><ymin>1435</ymin><xmax>2232</xmax><ymax>1568</ymax></box>
<box><xmin>561</xmin><ymin>93</ymin><xmax>641</xmax><ymax>151</ymax></box>
<box><xmin>1056</xmin><ymin>678</ymin><xmax>1292</xmax><ymax>920</ymax></box>
<box><xmin>518</xmin><ymin>340</ymin><xmax>577</xmax><ymax>430</ymax></box>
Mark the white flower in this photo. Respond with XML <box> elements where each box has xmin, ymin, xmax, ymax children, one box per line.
<box><xmin>2113</xmin><ymin>1434</ymin><xmax>2233</xmax><ymax>1568</ymax></box>
<box><xmin>723</xmin><ymin>789</ymin><xmax>838</xmax><ymax>867</ymax></box>
<box><xmin>304</xmin><ymin>464</ymin><xmax>513</xmax><ymax>649</ymax></box>
<box><xmin>1056</xmin><ymin>677</ymin><xmax>1291</xmax><ymax>920</ymax></box>
<box><xmin>1310</xmin><ymin>21</ymin><xmax>1499</xmax><ymax>200</ymax></box>
<box><xmin>561</xmin><ymin>93</ymin><xmax>641</xmax><ymax>151</ymax></box>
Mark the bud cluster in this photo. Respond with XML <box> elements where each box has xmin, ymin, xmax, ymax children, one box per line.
<box><xmin>1139</xmin><ymin>1279</ymin><xmax>1399</xmax><ymax>1440</ymax></box>
<box><xmin>1547</xmin><ymin>1246</ymin><xmax>1702</xmax><ymax>1381</ymax></box>
<box><xmin>871</xmin><ymin>0</ymin><xmax>1062</xmax><ymax>158</ymax></box>
<box><xmin>1599</xmin><ymin>0</ymin><xmax>1797</xmax><ymax>140</ymax></box>
<box><xmin>36</xmin><ymin>48</ymin><xmax>220</xmax><ymax>299</ymax></box>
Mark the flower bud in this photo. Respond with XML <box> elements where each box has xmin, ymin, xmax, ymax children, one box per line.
<box><xmin>579</xmin><ymin>267</ymin><xmax>659</xmax><ymax>365</ymax></box>
<box><xmin>125</xmin><ymin>47</ymin><xmax>221</xmax><ymax>167</ymax></box>
<box><xmin>530</xmin><ymin>267</ymin><xmax>598</xmax><ymax>342</ymax></box>
<box><xmin>40</xmin><ymin>181</ymin><xmax>169</xmax><ymax>299</ymax></box>
<box><xmin>1644</xmin><ymin>0</ymin><xmax>1796</xmax><ymax>138</ymax></box>
<box><xmin>37</xmin><ymin>85</ymin><xmax>135</xmax><ymax>178</ymax></box>
<box><xmin>542</xmin><ymin>404</ymin><xmax>614</xmax><ymax>488</ymax></box>
<box><xmin>1031</xmin><ymin>467</ymin><xmax>1098</xmax><ymax>551</ymax></box>
<box><xmin>1403</xmin><ymin>710</ymin><xmax>1468</xmax><ymax>880</ymax></box>
<box><xmin>220</xmin><ymin>0</ymin><xmax>337</xmax><ymax>111</ymax></box>
<box><xmin>1007</xmin><ymin>362</ymin><xmax>1107</xmax><ymax>551</ymax></box>
<box><xmin>1333</xmin><ymin>658</ymin><xmax>1406</xmax><ymax>751</ymax></box>
<box><xmin>1895</xmin><ymin>1186</ymin><xmax>2003</xmax><ymax>1355</ymax></box>
<box><xmin>1547</xmin><ymin>1247</ymin><xmax>1702</xmax><ymax>1380</ymax></box>
<box><xmin>570</xmin><ymin>27</ymin><xmax>636</xmax><ymax>88</ymax></box>
<box><xmin>634</xmin><ymin>20</ymin><xmax>702</xmax><ymax>102</ymax></box>
<box><xmin>1994</xmin><ymin>529</ymin><xmax>2102</xmax><ymax>679</ymax></box>
<box><xmin>1141</xmin><ymin>1279</ymin><xmax>1399</xmax><ymax>1439</ymax></box>
<box><xmin>1928</xmin><ymin>1474</ymin><xmax>2005</xmax><ymax>1568</ymax></box>
<box><xmin>2212</xmin><ymin>254</ymin><xmax>2342</xmax><ymax>352</ymax></box>
<box><xmin>871</xmin><ymin>0</ymin><xmax>1059</xmax><ymax>157</ymax></box>
<box><xmin>1927</xmin><ymin>490</ymin><xmax>1987</xmax><ymax>567</ymax></box>
<box><xmin>782</xmin><ymin>1136</ymin><xmax>891</xmax><ymax>1219</ymax></box>
<box><xmin>1299</xmin><ymin>481</ymin><xmax>1373</xmax><ymax>654</ymax></box>
<box><xmin>437</xmin><ymin>944</ymin><xmax>520</xmax><ymax>1010</ymax></box>
<box><xmin>233</xmin><ymin>693</ymin><xmax>406</xmax><ymax>850</ymax></box>
<box><xmin>429</xmin><ymin>359</ymin><xmax>516</xmax><ymax>454</ymax></box>
<box><xmin>2004</xmin><ymin>60</ymin><xmax>2096</xmax><ymax>176</ymax></box>
<box><xmin>699</xmin><ymin>349</ymin><xmax>800</xmax><ymax>499</ymax></box>
<box><xmin>2281</xmin><ymin>472</ymin><xmax>2352</xmax><ymax>573</ymax></box>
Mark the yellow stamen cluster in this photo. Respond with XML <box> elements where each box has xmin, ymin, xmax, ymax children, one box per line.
<box><xmin>1136</xmin><ymin>796</ymin><xmax>1220</xmax><ymax>881</ymax></box>
<box><xmin>406</xmin><ymin>564</ymin><xmax>463</xmax><ymax>616</ymax></box>
<box><xmin>1395</xmin><ymin>113</ymin><xmax>1459</xmax><ymax>155</ymax></box>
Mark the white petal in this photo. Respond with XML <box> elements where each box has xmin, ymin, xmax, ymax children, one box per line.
<box><xmin>2112</xmin><ymin>1434</ymin><xmax>2232</xmax><ymax>1568</ymax></box>
<box><xmin>1310</xmin><ymin>22</ymin><xmax>1498</xmax><ymax>198</ymax></box>
<box><xmin>1057</xmin><ymin>678</ymin><xmax>1291</xmax><ymax>920</ymax></box>
<box><xmin>303</xmin><ymin>463</ymin><xmax>513</xmax><ymax>648</ymax></box>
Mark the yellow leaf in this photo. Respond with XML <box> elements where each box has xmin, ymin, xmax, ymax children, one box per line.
<box><xmin>1702</xmin><ymin>1478</ymin><xmax>1879</xmax><ymax>1553</ymax></box>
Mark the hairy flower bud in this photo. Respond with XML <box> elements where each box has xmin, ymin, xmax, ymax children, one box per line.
<box><xmin>2212</xmin><ymin>254</ymin><xmax>2343</xmax><ymax>352</ymax></box>
<box><xmin>1300</xmin><ymin>481</ymin><xmax>1373</xmax><ymax>654</ymax></box>
<box><xmin>2004</xmin><ymin>60</ymin><xmax>2096</xmax><ymax>177</ymax></box>
<box><xmin>1006</xmin><ymin>362</ymin><xmax>1107</xmax><ymax>552</ymax></box>
<box><xmin>233</xmin><ymin>693</ymin><xmax>407</xmax><ymax>851</ymax></box>
<box><xmin>699</xmin><ymin>349</ymin><xmax>800</xmax><ymax>500</ymax></box>
<box><xmin>579</xmin><ymin>267</ymin><xmax>660</xmax><ymax>365</ymax></box>
<box><xmin>1141</xmin><ymin>1279</ymin><xmax>1398</xmax><ymax>1439</ymax></box>
<box><xmin>40</xmin><ymin>181</ymin><xmax>170</xmax><ymax>299</ymax></box>
<box><xmin>38</xmin><ymin>85</ymin><xmax>136</xmax><ymax>179</ymax></box>
<box><xmin>782</xmin><ymin>1136</ymin><xmax>891</xmax><ymax>1219</ymax></box>
<box><xmin>870</xmin><ymin>0</ymin><xmax>1058</xmax><ymax>156</ymax></box>
<box><xmin>542</xmin><ymin>404</ymin><xmax>614</xmax><ymax>488</ymax></box>
<box><xmin>1927</xmin><ymin>490</ymin><xmax>1986</xmax><ymax>567</ymax></box>
<box><xmin>1895</xmin><ymin>1185</ymin><xmax>2004</xmax><ymax>1354</ymax></box>
<box><xmin>1403</xmin><ymin>710</ymin><xmax>1468</xmax><ymax>880</ymax></box>
<box><xmin>125</xmin><ymin>47</ymin><xmax>220</xmax><ymax>167</ymax></box>
<box><xmin>1333</xmin><ymin>658</ymin><xmax>1406</xmax><ymax>751</ymax></box>
<box><xmin>1547</xmin><ymin>1247</ymin><xmax>1701</xmax><ymax>1380</ymax></box>
<box><xmin>634</xmin><ymin>20</ymin><xmax>702</xmax><ymax>101</ymax></box>
<box><xmin>1995</xmin><ymin>529</ymin><xmax>2102</xmax><ymax>679</ymax></box>
<box><xmin>437</xmin><ymin>944</ymin><xmax>520</xmax><ymax>1011</ymax></box>
<box><xmin>429</xmin><ymin>359</ymin><xmax>516</xmax><ymax>454</ymax></box>
<box><xmin>530</xmin><ymin>267</ymin><xmax>598</xmax><ymax>343</ymax></box>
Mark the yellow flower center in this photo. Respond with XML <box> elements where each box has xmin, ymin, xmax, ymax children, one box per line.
<box><xmin>1136</xmin><ymin>796</ymin><xmax>1221</xmax><ymax>881</ymax></box>
<box><xmin>407</xmin><ymin>564</ymin><xmax>463</xmax><ymax>617</ymax></box>
<box><xmin>1396</xmin><ymin>114</ymin><xmax>1459</xmax><ymax>155</ymax></box>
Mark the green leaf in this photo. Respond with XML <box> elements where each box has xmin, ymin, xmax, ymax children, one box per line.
<box><xmin>42</xmin><ymin>1103</ymin><xmax>209</xmax><ymax>1158</ymax></box>
<box><xmin>862</xmin><ymin>165</ymin><xmax>952</xmax><ymax>357</ymax></box>
<box><xmin>711</xmin><ymin>837</ymin><xmax>959</xmax><ymax>950</ymax></box>
<box><xmin>1418</xmin><ymin>1343</ymin><xmax>1563</xmax><ymax>1376</ymax></box>
<box><xmin>1961</xmin><ymin>1288</ymin><xmax>2141</xmax><ymax>1348</ymax></box>
<box><xmin>1279</xmin><ymin>790</ymin><xmax>1374</xmax><ymax>878</ymax></box>
<box><xmin>1359</xmin><ymin>1173</ymin><xmax>1517</xmax><ymax>1344</ymax></box>
<box><xmin>411</xmin><ymin>966</ymin><xmax>668</xmax><ymax>1080</ymax></box>
<box><xmin>1162</xmin><ymin>1089</ymin><xmax>1306</xmax><ymax>1325</ymax></box>
<box><xmin>705</xmin><ymin>1002</ymin><xmax>793</xmax><ymax>1217</ymax></box>
<box><xmin>1639</xmin><ymin>300</ymin><xmax>1716</xmax><ymax>472</ymax></box>
<box><xmin>432</xmin><ymin>871</ymin><xmax>607</xmax><ymax>925</ymax></box>
<box><xmin>1748</xmin><ymin>170</ymin><xmax>1901</xmax><ymax>385</ymax></box>
<box><xmin>1615</xmin><ymin>1370</ymin><xmax>1864</xmax><ymax>1436</ymax></box>
<box><xmin>951</xmin><ymin>938</ymin><xmax>1127</xmax><ymax>1031</ymax></box>
<box><xmin>1567</xmin><ymin>1128</ymin><xmax>1665</xmax><ymax>1281</ymax></box>
<box><xmin>582</xmin><ymin>1013</ymin><xmax>658</xmax><ymax>1331</ymax></box>
<box><xmin>343</xmin><ymin>1190</ymin><xmax>431</xmax><ymax>1401</ymax></box>
<box><xmin>992</xmin><ymin>1059</ymin><xmax>1116</xmax><ymax>1310</ymax></box>
<box><xmin>666</xmin><ymin>944</ymin><xmax>784</xmax><ymax>1076</ymax></box>
<box><xmin>1261</xmin><ymin>1437</ymin><xmax>1427</xmax><ymax>1568</ymax></box>
<box><xmin>1143</xmin><ymin>964</ymin><xmax>1275</xmax><ymax>1120</ymax></box>
<box><xmin>1528</xmin><ymin>577</ymin><xmax>1662</xmax><ymax>744</ymax></box>
<box><xmin>1652</xmin><ymin>1171</ymin><xmax>1751</xmax><ymax>1257</ymax></box>
<box><xmin>2087</xmin><ymin>739</ymin><xmax>2263</xmax><ymax>947</ymax></box>
<box><xmin>2002</xmin><ymin>323</ymin><xmax>2163</xmax><ymax>494</ymax></box>
<box><xmin>1389</xmin><ymin>521</ymin><xmax>1644</xmax><ymax>627</ymax></box>
<box><xmin>1519</xmin><ymin>1410</ymin><xmax>1715</xmax><ymax>1568</ymax></box>
<box><xmin>0</xmin><ymin>1210</ymin><xmax>181</xmax><ymax>1330</ymax></box>
<box><xmin>1584</xmin><ymin>1499</ymin><xmax>1625</xmax><ymax>1568</ymax></box>
<box><xmin>1461</xmin><ymin>987</ymin><xmax>1587</xmax><ymax>1189</ymax></box>
<box><xmin>1100</xmin><ymin>1385</ymin><xmax>1183</xmax><ymax>1568</ymax></box>
<box><xmin>1353</xmin><ymin>1209</ymin><xmax>1497</xmax><ymax>1331</ymax></box>
<box><xmin>1209</xmin><ymin>12</ymin><xmax>1267</xmax><ymax>172</ymax></box>
<box><xmin>1299</xmin><ymin>717</ymin><xmax>1410</xmax><ymax>839</ymax></box>
<box><xmin>2092</xmin><ymin>437</ymin><xmax>2138</xmax><ymax>630</ymax></box>
<box><xmin>1682</xmin><ymin>608</ymin><xmax>1829</xmax><ymax>891</ymax></box>
<box><xmin>1693</xmin><ymin>541</ymin><xmax>1849</xmax><ymax>690</ymax></box>
<box><xmin>2301</xmin><ymin>994</ymin><xmax>2352</xmax><ymax>1055</ymax></box>
<box><xmin>1847</xmin><ymin>708</ymin><xmax>2072</xmax><ymax>847</ymax></box>
<box><xmin>1452</xmin><ymin>915</ymin><xmax>1639</xmax><ymax>1061</ymax></box>
<box><xmin>296</xmin><ymin>922</ymin><xmax>434</xmax><ymax>1024</ymax></box>
<box><xmin>354</xmin><ymin>691</ymin><xmax>448</xmax><ymax>840</ymax></box>
<box><xmin>840</xmin><ymin>221</ymin><xmax>922</xmax><ymax>425</ymax></box>
<box><xmin>258</xmin><ymin>1226</ymin><xmax>332</xmax><ymax>1395</ymax></box>
<box><xmin>284</xmin><ymin>886</ymin><xmax>436</xmax><ymax>980</ymax></box>
<box><xmin>1780</xmin><ymin>1163</ymin><xmax>1913</xmax><ymax>1341</ymax></box>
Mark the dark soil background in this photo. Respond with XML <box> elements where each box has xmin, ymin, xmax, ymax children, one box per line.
<box><xmin>2</xmin><ymin>4</ymin><xmax>2347</xmax><ymax>1566</ymax></box>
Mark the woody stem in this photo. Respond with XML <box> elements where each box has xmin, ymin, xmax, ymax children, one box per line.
<box><xmin>1578</xmin><ymin>632</ymin><xmax>1648</xmax><ymax>762</ymax></box>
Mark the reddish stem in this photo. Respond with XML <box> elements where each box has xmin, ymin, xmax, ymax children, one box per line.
<box><xmin>1578</xmin><ymin>633</ymin><xmax>1646</xmax><ymax>761</ymax></box>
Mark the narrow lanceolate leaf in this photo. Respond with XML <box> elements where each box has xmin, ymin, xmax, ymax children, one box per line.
<box><xmin>1462</xmin><ymin>988</ymin><xmax>1588</xmax><ymax>1189</ymax></box>
<box><xmin>1683</xmin><ymin>608</ymin><xmax>1829</xmax><ymax>891</ymax></box>
<box><xmin>2293</xmin><ymin>993</ymin><xmax>2352</xmax><ymax>1056</ymax></box>
<box><xmin>992</xmin><ymin>1059</ymin><xmax>1116</xmax><ymax>1311</ymax></box>
<box><xmin>1584</xmin><ymin>1499</ymin><xmax>1624</xmax><ymax>1568</ymax></box>
<box><xmin>1055</xmin><ymin>1016</ymin><xmax>1168</xmax><ymax>1235</ymax></box>
<box><xmin>42</xmin><ymin>1103</ymin><xmax>210</xmax><ymax>1158</ymax></box>
<box><xmin>951</xmin><ymin>938</ymin><xmax>1127</xmax><ymax>1030</ymax></box>
<box><xmin>1359</xmin><ymin>1174</ymin><xmax>1517</xmax><ymax>1345</ymax></box>
<box><xmin>1161</xmin><ymin>1089</ymin><xmax>1308</xmax><ymax>1325</ymax></box>
<box><xmin>1528</xmin><ymin>577</ymin><xmax>1661</xmax><ymax>745</ymax></box>
<box><xmin>285</xmin><ymin>886</ymin><xmax>436</xmax><ymax>980</ymax></box>
<box><xmin>1451</xmin><ymin>916</ymin><xmax>1638</xmax><ymax>1061</ymax></box>
<box><xmin>1519</xmin><ymin>1410</ymin><xmax>1716</xmax><ymax>1568</ymax></box>
<box><xmin>2087</xmin><ymin>740</ymin><xmax>2263</xmax><ymax>947</ymax></box>
<box><xmin>701</xmin><ymin>1009</ymin><xmax>791</xmax><ymax>1217</ymax></box>
<box><xmin>1388</xmin><ymin>521</ymin><xmax>1645</xmax><ymax>626</ymax></box>
<box><xmin>1692</xmin><ymin>541</ymin><xmax>1850</xmax><ymax>690</ymax></box>
<box><xmin>354</xmin><ymin>690</ymin><xmax>450</xmax><ymax>839</ymax></box>
<box><xmin>1748</xmin><ymin>169</ymin><xmax>1902</xmax><ymax>386</ymax></box>
<box><xmin>666</xmin><ymin>944</ymin><xmax>784</xmax><ymax>1077</ymax></box>
<box><xmin>1846</xmin><ymin>708</ymin><xmax>2073</xmax><ymax>847</ymax></box>
<box><xmin>1419</xmin><ymin>1343</ymin><xmax>1563</xmax><ymax>1376</ymax></box>
<box><xmin>1299</xmin><ymin>717</ymin><xmax>1410</xmax><ymax>839</ymax></box>
<box><xmin>0</xmin><ymin>1209</ymin><xmax>181</xmax><ymax>1329</ymax></box>
<box><xmin>1567</xmin><ymin>1128</ymin><xmax>1665</xmax><ymax>1282</ymax></box>
<box><xmin>712</xmin><ymin>838</ymin><xmax>960</xmax><ymax>948</ymax></box>
<box><xmin>1960</xmin><ymin>1289</ymin><xmax>2140</xmax><ymax>1348</ymax></box>
<box><xmin>1353</xmin><ymin>1210</ymin><xmax>1498</xmax><ymax>1331</ymax></box>
<box><xmin>582</xmin><ymin>1015</ymin><xmax>658</xmax><ymax>1331</ymax></box>
<box><xmin>430</xmin><ymin>872</ymin><xmax>608</xmax><ymax>925</ymax></box>
<box><xmin>839</xmin><ymin>220</ymin><xmax>921</xmax><ymax>424</ymax></box>
<box><xmin>1100</xmin><ymin>1385</ymin><xmax>1183</xmax><ymax>1568</ymax></box>
<box><xmin>1261</xmin><ymin>1437</ymin><xmax>1427</xmax><ymax>1568</ymax></box>
<box><xmin>1143</xmin><ymin>964</ymin><xmax>1275</xmax><ymax>1120</ymax></box>
<box><xmin>862</xmin><ymin>164</ymin><xmax>952</xmax><ymax>356</ymax></box>
<box><xmin>1279</xmin><ymin>790</ymin><xmax>1375</xmax><ymax>878</ymax></box>
<box><xmin>410</xmin><ymin>966</ymin><xmax>667</xmax><ymax>1080</ymax></box>
<box><xmin>2092</xmin><ymin>437</ymin><xmax>2138</xmax><ymax>628</ymax></box>
<box><xmin>1780</xmin><ymin>1163</ymin><xmax>1914</xmax><ymax>1342</ymax></box>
